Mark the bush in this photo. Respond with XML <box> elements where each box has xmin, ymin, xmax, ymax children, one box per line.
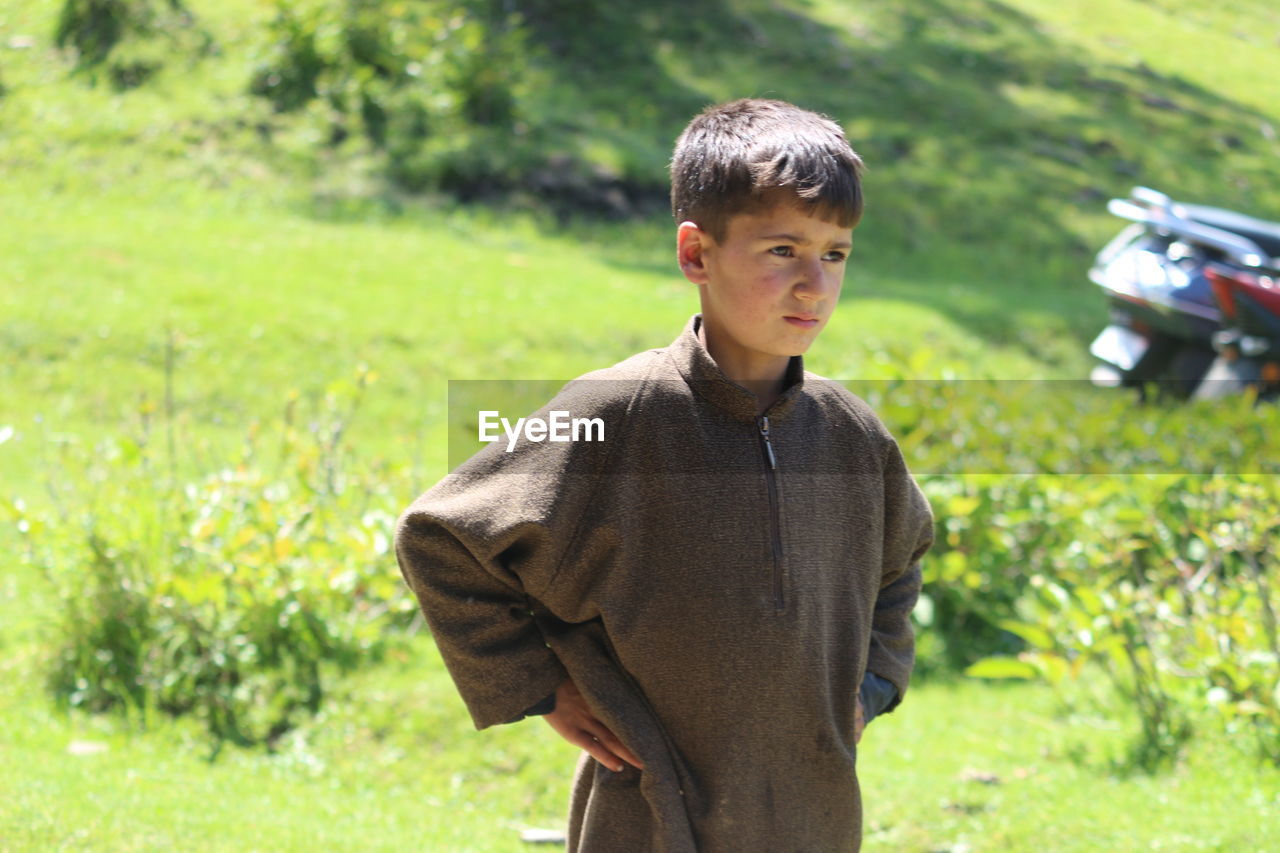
<box><xmin>54</xmin><ymin>0</ymin><xmax>214</xmax><ymax>90</ymax></box>
<box><xmin>249</xmin><ymin>1</ymin><xmax>533</xmax><ymax>164</ymax></box>
<box><xmin>13</xmin><ymin>364</ymin><xmax>415</xmax><ymax>750</ymax></box>
<box><xmin>912</xmin><ymin>463</ymin><xmax>1279</xmax><ymax>768</ymax></box>
<box><xmin>962</xmin><ymin>474</ymin><xmax>1280</xmax><ymax>769</ymax></box>
<box><xmin>851</xmin><ymin>354</ymin><xmax>1280</xmax><ymax>766</ymax></box>
<box><xmin>246</xmin><ymin>0</ymin><xmax>666</xmax><ymax>215</ymax></box>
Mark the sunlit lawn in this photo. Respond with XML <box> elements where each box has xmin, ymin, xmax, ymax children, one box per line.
<box><xmin>3</xmin><ymin>632</ymin><xmax>1277</xmax><ymax>851</ymax></box>
<box><xmin>5</xmin><ymin>0</ymin><xmax>1280</xmax><ymax>848</ymax></box>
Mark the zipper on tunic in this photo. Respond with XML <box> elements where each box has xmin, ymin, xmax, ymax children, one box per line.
<box><xmin>757</xmin><ymin>415</ymin><xmax>784</xmax><ymax>611</ymax></box>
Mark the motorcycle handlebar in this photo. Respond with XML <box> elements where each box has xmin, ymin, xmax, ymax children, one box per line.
<box><xmin>1107</xmin><ymin>197</ymin><xmax>1270</xmax><ymax>268</ymax></box>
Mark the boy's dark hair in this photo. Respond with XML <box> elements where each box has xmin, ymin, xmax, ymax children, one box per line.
<box><xmin>670</xmin><ymin>98</ymin><xmax>864</xmax><ymax>242</ymax></box>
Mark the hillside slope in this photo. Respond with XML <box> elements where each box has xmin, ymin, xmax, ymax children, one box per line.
<box><xmin>4</xmin><ymin>0</ymin><xmax>1279</xmax><ymax>267</ymax></box>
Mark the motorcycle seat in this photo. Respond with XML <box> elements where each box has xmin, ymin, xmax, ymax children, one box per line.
<box><xmin>1179</xmin><ymin>203</ymin><xmax>1280</xmax><ymax>261</ymax></box>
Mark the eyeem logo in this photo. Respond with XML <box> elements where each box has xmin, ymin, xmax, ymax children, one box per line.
<box><xmin>478</xmin><ymin>410</ymin><xmax>605</xmax><ymax>452</ymax></box>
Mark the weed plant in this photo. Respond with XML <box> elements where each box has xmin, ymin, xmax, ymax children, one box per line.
<box><xmin>944</xmin><ymin>473</ymin><xmax>1280</xmax><ymax>770</ymax></box>
<box><xmin>10</xmin><ymin>340</ymin><xmax>414</xmax><ymax>751</ymax></box>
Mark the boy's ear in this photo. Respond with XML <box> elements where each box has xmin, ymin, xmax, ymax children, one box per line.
<box><xmin>676</xmin><ymin>221</ymin><xmax>710</xmax><ymax>285</ymax></box>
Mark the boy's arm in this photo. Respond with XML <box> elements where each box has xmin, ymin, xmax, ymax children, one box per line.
<box><xmin>865</xmin><ymin>438</ymin><xmax>935</xmax><ymax>716</ymax></box>
<box><xmin>395</xmin><ymin>380</ymin><xmax>628</xmax><ymax>731</ymax></box>
<box><xmin>396</xmin><ymin>502</ymin><xmax>571</xmax><ymax>730</ymax></box>
<box><xmin>399</xmin><ymin>506</ymin><xmax>643</xmax><ymax>770</ymax></box>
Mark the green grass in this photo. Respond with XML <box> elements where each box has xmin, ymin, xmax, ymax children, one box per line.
<box><xmin>4</xmin><ymin>637</ymin><xmax>1277</xmax><ymax>851</ymax></box>
<box><xmin>860</xmin><ymin>678</ymin><xmax>1280</xmax><ymax>852</ymax></box>
<box><xmin>4</xmin><ymin>0</ymin><xmax>1280</xmax><ymax>849</ymax></box>
<box><xmin>0</xmin><ymin>635</ymin><xmax>578</xmax><ymax>852</ymax></box>
<box><xmin>0</xmin><ymin>185</ymin><xmax>1080</xmax><ymax>508</ymax></box>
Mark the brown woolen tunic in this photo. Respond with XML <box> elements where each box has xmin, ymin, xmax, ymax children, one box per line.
<box><xmin>394</xmin><ymin>315</ymin><xmax>934</xmax><ymax>852</ymax></box>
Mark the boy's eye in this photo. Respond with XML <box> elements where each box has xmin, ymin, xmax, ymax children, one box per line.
<box><xmin>823</xmin><ymin>251</ymin><xmax>848</xmax><ymax>262</ymax></box>
<box><xmin>769</xmin><ymin>246</ymin><xmax>794</xmax><ymax>257</ymax></box>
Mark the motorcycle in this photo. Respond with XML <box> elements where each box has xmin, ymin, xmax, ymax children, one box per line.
<box><xmin>1193</xmin><ymin>264</ymin><xmax>1280</xmax><ymax>400</ymax></box>
<box><xmin>1087</xmin><ymin>186</ymin><xmax>1280</xmax><ymax>399</ymax></box>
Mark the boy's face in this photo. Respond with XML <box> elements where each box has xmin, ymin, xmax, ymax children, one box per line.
<box><xmin>677</xmin><ymin>194</ymin><xmax>852</xmax><ymax>379</ymax></box>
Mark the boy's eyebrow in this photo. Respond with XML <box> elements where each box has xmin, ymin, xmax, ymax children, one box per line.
<box><xmin>758</xmin><ymin>233</ymin><xmax>853</xmax><ymax>249</ymax></box>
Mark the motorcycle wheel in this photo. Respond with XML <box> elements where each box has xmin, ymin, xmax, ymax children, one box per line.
<box><xmin>1125</xmin><ymin>342</ymin><xmax>1216</xmax><ymax>402</ymax></box>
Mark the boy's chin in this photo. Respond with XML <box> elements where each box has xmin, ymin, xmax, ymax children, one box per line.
<box><xmin>783</xmin><ymin>335</ymin><xmax>821</xmax><ymax>356</ymax></box>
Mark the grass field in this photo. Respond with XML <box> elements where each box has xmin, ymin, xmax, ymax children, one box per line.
<box><xmin>4</xmin><ymin>633</ymin><xmax>1279</xmax><ymax>852</ymax></box>
<box><xmin>4</xmin><ymin>0</ymin><xmax>1280</xmax><ymax>849</ymax></box>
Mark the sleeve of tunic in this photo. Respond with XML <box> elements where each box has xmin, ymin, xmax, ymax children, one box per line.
<box><xmin>859</xmin><ymin>671</ymin><xmax>898</xmax><ymax>724</ymax></box>
<box><xmin>394</xmin><ymin>381</ymin><xmax>625</xmax><ymax>730</ymax></box>
<box><xmin>867</xmin><ymin>436</ymin><xmax>935</xmax><ymax>713</ymax></box>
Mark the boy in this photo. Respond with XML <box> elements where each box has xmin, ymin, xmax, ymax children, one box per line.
<box><xmin>395</xmin><ymin>98</ymin><xmax>934</xmax><ymax>852</ymax></box>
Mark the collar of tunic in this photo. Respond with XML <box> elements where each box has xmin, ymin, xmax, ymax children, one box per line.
<box><xmin>665</xmin><ymin>313</ymin><xmax>808</xmax><ymax>423</ymax></box>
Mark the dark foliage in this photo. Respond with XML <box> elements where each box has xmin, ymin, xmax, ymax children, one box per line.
<box><xmin>54</xmin><ymin>0</ymin><xmax>214</xmax><ymax>89</ymax></box>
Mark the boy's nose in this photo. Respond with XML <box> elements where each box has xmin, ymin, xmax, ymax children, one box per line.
<box><xmin>795</xmin><ymin>263</ymin><xmax>836</xmax><ymax>299</ymax></box>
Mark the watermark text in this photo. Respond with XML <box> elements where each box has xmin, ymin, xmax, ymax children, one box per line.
<box><xmin>478</xmin><ymin>410</ymin><xmax>605</xmax><ymax>452</ymax></box>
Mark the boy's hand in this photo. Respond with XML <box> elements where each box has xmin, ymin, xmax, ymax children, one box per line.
<box><xmin>544</xmin><ymin>677</ymin><xmax>645</xmax><ymax>773</ymax></box>
<box><xmin>855</xmin><ymin>694</ymin><xmax>866</xmax><ymax>744</ymax></box>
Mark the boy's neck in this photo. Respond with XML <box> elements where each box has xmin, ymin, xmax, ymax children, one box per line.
<box><xmin>697</xmin><ymin>321</ymin><xmax>790</xmax><ymax>415</ymax></box>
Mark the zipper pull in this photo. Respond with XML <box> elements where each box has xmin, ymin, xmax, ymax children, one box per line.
<box><xmin>758</xmin><ymin>415</ymin><xmax>777</xmax><ymax>469</ymax></box>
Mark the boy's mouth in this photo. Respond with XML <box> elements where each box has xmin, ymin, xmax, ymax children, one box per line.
<box><xmin>784</xmin><ymin>315</ymin><xmax>820</xmax><ymax>329</ymax></box>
